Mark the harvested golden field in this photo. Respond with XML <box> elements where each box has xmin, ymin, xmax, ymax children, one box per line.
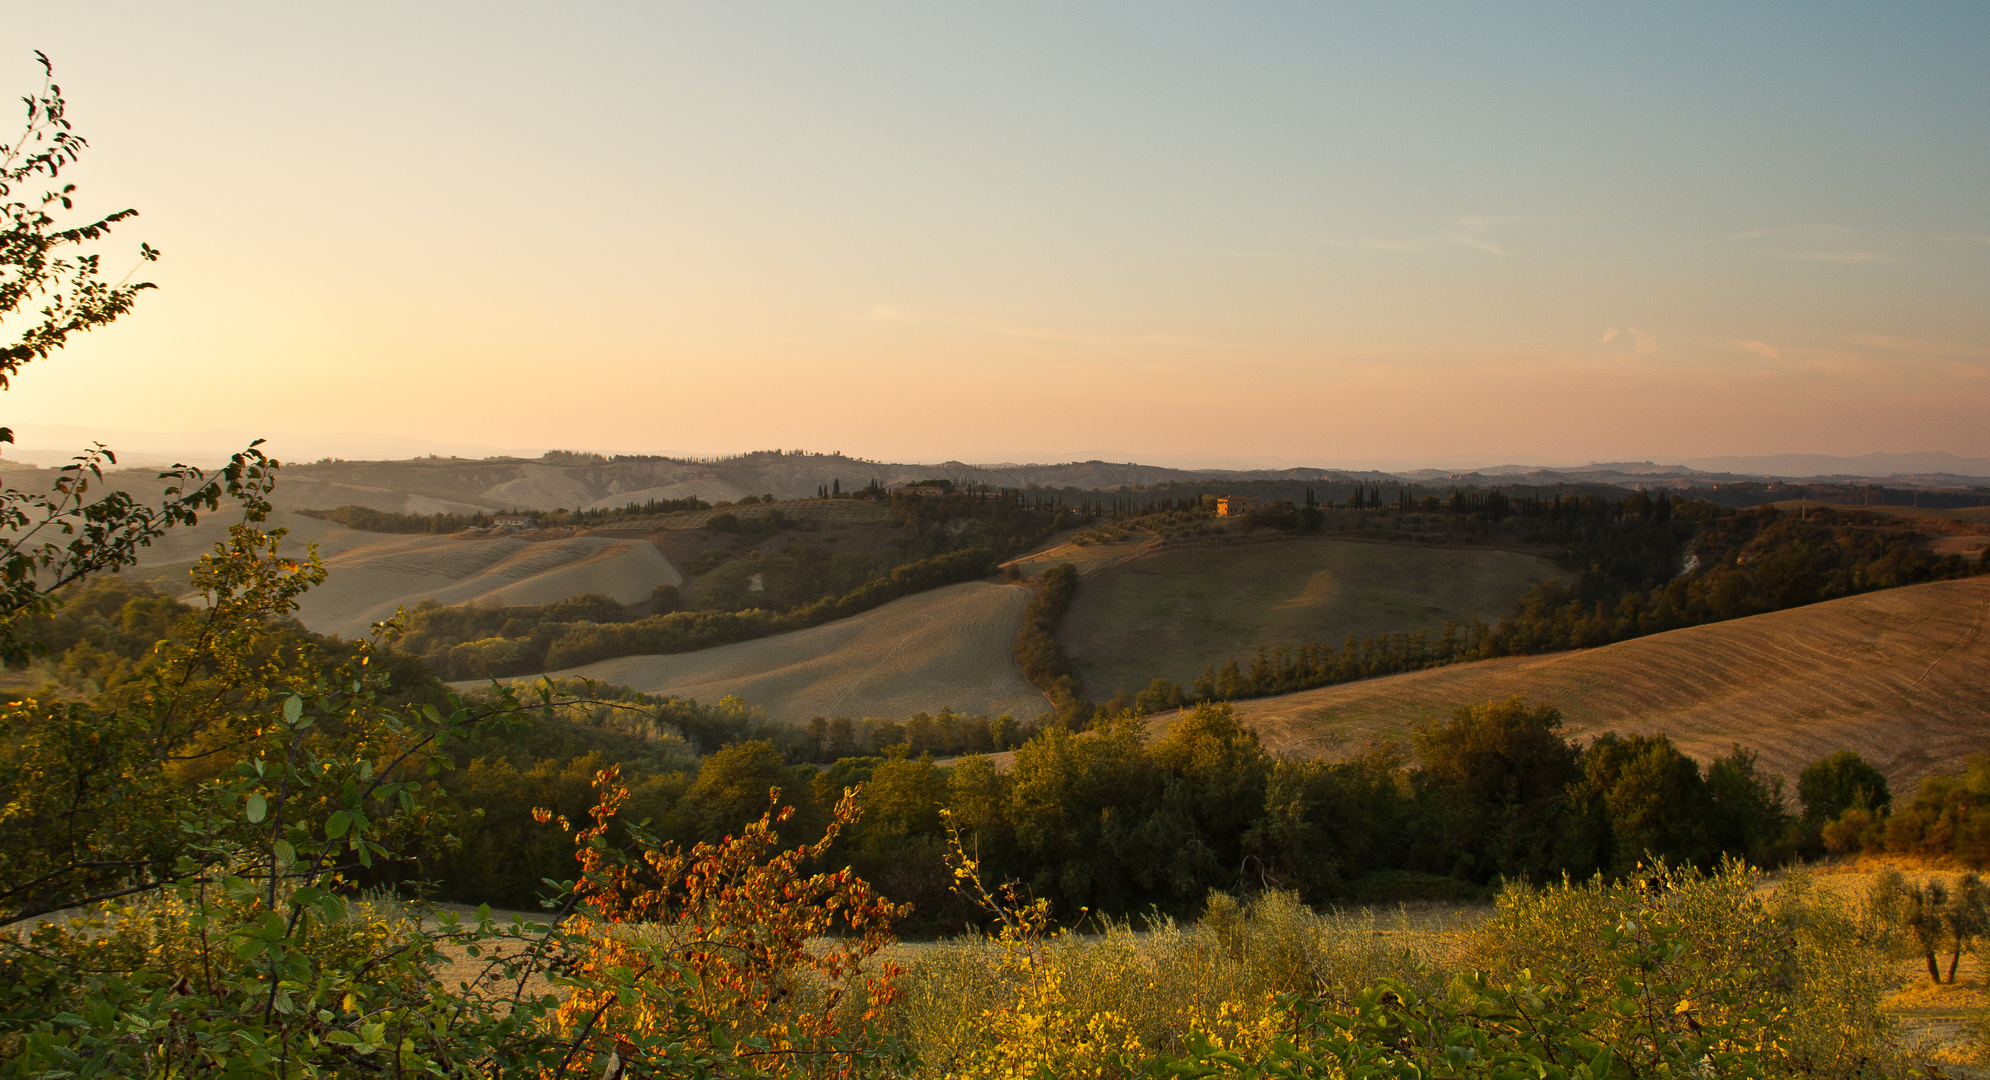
<box><xmin>521</xmin><ymin>581</ymin><xmax>1047</xmax><ymax>723</ymax></box>
<box><xmin>1225</xmin><ymin>576</ymin><xmax>1990</xmax><ymax>789</ymax></box>
<box><xmin>1062</xmin><ymin>535</ymin><xmax>1564</xmax><ymax>697</ymax></box>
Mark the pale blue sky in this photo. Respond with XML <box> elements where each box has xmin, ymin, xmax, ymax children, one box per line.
<box><xmin>4</xmin><ymin>2</ymin><xmax>1987</xmax><ymax>466</ymax></box>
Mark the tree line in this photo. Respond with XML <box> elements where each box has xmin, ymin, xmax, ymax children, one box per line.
<box><xmin>1010</xmin><ymin>563</ymin><xmax>1085</xmax><ymax>725</ymax></box>
<box><xmin>299</xmin><ymin>496</ymin><xmax>715</xmax><ymax>534</ymax></box>
<box><xmin>407</xmin><ymin>696</ymin><xmax>1873</xmax><ymax>936</ymax></box>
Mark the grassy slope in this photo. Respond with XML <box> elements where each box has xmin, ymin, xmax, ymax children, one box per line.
<box><xmin>1221</xmin><ymin>575</ymin><xmax>1990</xmax><ymax>790</ymax></box>
<box><xmin>517</xmin><ymin>581</ymin><xmax>1045</xmax><ymax>724</ymax></box>
<box><xmin>1061</xmin><ymin>535</ymin><xmax>1565</xmax><ymax>696</ymax></box>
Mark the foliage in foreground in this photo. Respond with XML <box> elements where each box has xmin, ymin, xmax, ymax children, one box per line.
<box><xmin>887</xmin><ymin>836</ymin><xmax>1906</xmax><ymax>1080</ymax></box>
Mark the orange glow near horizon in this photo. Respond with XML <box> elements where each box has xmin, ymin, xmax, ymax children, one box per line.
<box><xmin>4</xmin><ymin>5</ymin><xmax>1986</xmax><ymax>469</ymax></box>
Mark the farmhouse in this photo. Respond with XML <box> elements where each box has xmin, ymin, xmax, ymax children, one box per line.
<box><xmin>898</xmin><ymin>485</ymin><xmax>949</xmax><ymax>497</ymax></box>
<box><xmin>492</xmin><ymin>514</ymin><xmax>534</xmax><ymax>528</ymax></box>
<box><xmin>1215</xmin><ymin>495</ymin><xmax>1261</xmax><ymax>517</ymax></box>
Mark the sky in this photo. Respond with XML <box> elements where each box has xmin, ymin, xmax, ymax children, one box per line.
<box><xmin>3</xmin><ymin>2</ymin><xmax>1987</xmax><ymax>469</ymax></box>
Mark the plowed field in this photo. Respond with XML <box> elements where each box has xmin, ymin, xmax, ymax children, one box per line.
<box><xmin>1224</xmin><ymin>576</ymin><xmax>1990</xmax><ymax>788</ymax></box>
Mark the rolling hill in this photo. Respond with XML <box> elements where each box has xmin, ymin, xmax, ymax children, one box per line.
<box><xmin>1220</xmin><ymin>575</ymin><xmax>1990</xmax><ymax>790</ymax></box>
<box><xmin>1060</xmin><ymin>535</ymin><xmax>1565</xmax><ymax>696</ymax></box>
<box><xmin>508</xmin><ymin>580</ymin><xmax>1046</xmax><ymax>723</ymax></box>
<box><xmin>106</xmin><ymin>506</ymin><xmax>680</xmax><ymax>640</ymax></box>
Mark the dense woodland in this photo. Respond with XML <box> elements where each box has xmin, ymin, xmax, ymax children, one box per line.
<box><xmin>416</xmin><ymin>696</ymin><xmax>1825</xmax><ymax>929</ymax></box>
<box><xmin>428</xmin><ymin>689</ymin><xmax>1990</xmax><ymax>937</ymax></box>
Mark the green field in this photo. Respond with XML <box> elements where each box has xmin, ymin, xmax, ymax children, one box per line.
<box><xmin>1060</xmin><ymin>535</ymin><xmax>1565</xmax><ymax>697</ymax></box>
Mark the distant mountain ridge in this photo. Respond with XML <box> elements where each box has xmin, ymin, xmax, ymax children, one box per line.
<box><xmin>1678</xmin><ymin>451</ymin><xmax>1990</xmax><ymax>479</ymax></box>
<box><xmin>266</xmin><ymin>451</ymin><xmax>1990</xmax><ymax>514</ymax></box>
<box><xmin>14</xmin><ymin>448</ymin><xmax>1986</xmax><ymax>519</ymax></box>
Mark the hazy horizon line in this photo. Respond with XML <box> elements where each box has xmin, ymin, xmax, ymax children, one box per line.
<box><xmin>4</xmin><ymin>424</ymin><xmax>1988</xmax><ymax>481</ymax></box>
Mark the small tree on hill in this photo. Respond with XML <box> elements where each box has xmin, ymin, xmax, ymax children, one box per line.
<box><xmin>1799</xmin><ymin>750</ymin><xmax>1891</xmax><ymax>828</ymax></box>
<box><xmin>1871</xmin><ymin>871</ymin><xmax>1989</xmax><ymax>984</ymax></box>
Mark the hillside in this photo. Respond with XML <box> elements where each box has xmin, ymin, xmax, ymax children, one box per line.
<box><xmin>298</xmin><ymin>533</ymin><xmax>679</xmax><ymax>639</ymax></box>
<box><xmin>1061</xmin><ymin>535</ymin><xmax>1565</xmax><ymax>696</ymax></box>
<box><xmin>1222</xmin><ymin>575</ymin><xmax>1990</xmax><ymax>790</ymax></box>
<box><xmin>509</xmin><ymin>581</ymin><xmax>1045</xmax><ymax>723</ymax></box>
<box><xmin>91</xmin><ymin>505</ymin><xmax>678</xmax><ymax>640</ymax></box>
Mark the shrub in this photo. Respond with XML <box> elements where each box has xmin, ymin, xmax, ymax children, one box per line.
<box><xmin>1800</xmin><ymin>750</ymin><xmax>1892</xmax><ymax>826</ymax></box>
<box><xmin>1466</xmin><ymin>860</ymin><xmax>1898</xmax><ymax>1076</ymax></box>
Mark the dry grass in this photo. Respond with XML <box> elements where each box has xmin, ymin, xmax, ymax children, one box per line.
<box><xmin>1773</xmin><ymin>862</ymin><xmax>1990</xmax><ymax>1075</ymax></box>
<box><xmin>1226</xmin><ymin>576</ymin><xmax>1990</xmax><ymax>792</ymax></box>
<box><xmin>523</xmin><ymin>580</ymin><xmax>1048</xmax><ymax>724</ymax></box>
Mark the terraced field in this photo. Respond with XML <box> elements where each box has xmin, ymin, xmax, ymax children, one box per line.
<box><xmin>1223</xmin><ymin>575</ymin><xmax>1990</xmax><ymax>789</ymax></box>
<box><xmin>1061</xmin><ymin>536</ymin><xmax>1564</xmax><ymax>697</ymax></box>
<box><xmin>525</xmin><ymin>581</ymin><xmax>1046</xmax><ymax>723</ymax></box>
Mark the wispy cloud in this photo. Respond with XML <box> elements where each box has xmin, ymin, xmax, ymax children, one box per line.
<box><xmin>1850</xmin><ymin>334</ymin><xmax>1990</xmax><ymax>362</ymax></box>
<box><xmin>1711</xmin><ymin>224</ymin><xmax>1853</xmax><ymax>244</ymax></box>
<box><xmin>1735</xmin><ymin>339</ymin><xmax>1781</xmax><ymax>360</ymax></box>
<box><xmin>860</xmin><ymin>304</ymin><xmax>1254</xmax><ymax>354</ymax></box>
<box><xmin>1597</xmin><ymin>326</ymin><xmax>1658</xmax><ymax>354</ymax></box>
<box><xmin>1164</xmin><ymin>244</ymin><xmax>1325</xmax><ymax>263</ymax></box>
<box><xmin>1357</xmin><ymin>238</ymin><xmax>1428</xmax><ymax>252</ymax></box>
<box><xmin>1940</xmin><ymin>234</ymin><xmax>1990</xmax><ymax>244</ymax></box>
<box><xmin>1359</xmin><ymin>215</ymin><xmax>1539</xmax><ymax>256</ymax></box>
<box><xmin>1708</xmin><ymin>225</ymin><xmax>1890</xmax><ymax>263</ymax></box>
<box><xmin>1449</xmin><ymin>215</ymin><xmax>1539</xmax><ymax>255</ymax></box>
<box><xmin>1782</xmin><ymin>250</ymin><xmax>1888</xmax><ymax>263</ymax></box>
